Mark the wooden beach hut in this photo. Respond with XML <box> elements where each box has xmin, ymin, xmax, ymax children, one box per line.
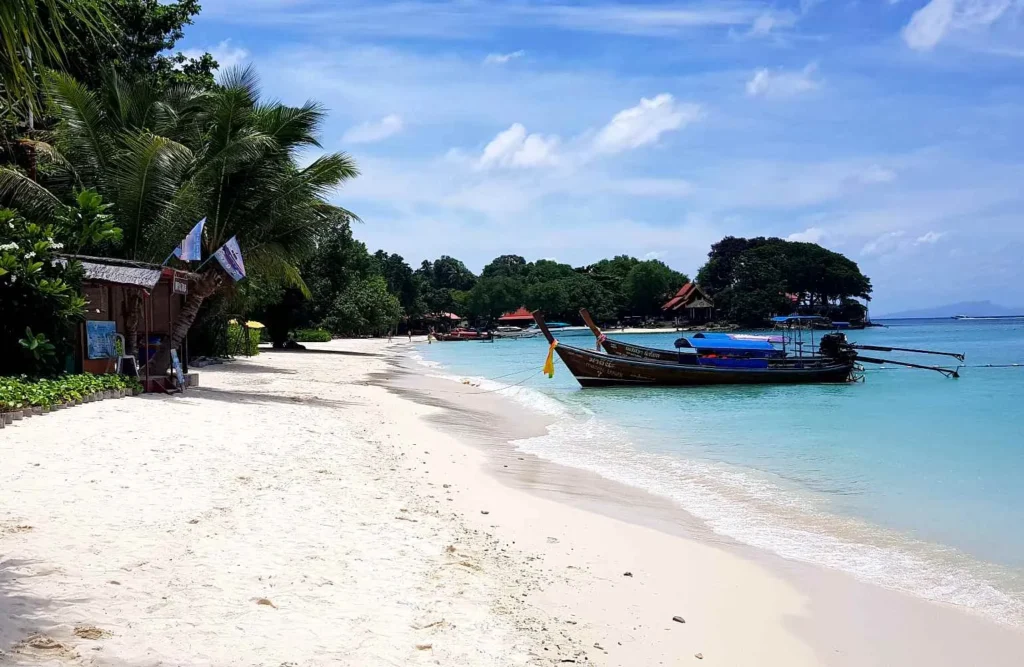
<box><xmin>72</xmin><ymin>256</ymin><xmax>197</xmax><ymax>391</ymax></box>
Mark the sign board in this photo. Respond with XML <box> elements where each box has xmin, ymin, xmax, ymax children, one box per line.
<box><xmin>170</xmin><ymin>349</ymin><xmax>186</xmax><ymax>388</ymax></box>
<box><xmin>85</xmin><ymin>320</ymin><xmax>117</xmax><ymax>359</ymax></box>
<box><xmin>172</xmin><ymin>272</ymin><xmax>188</xmax><ymax>295</ymax></box>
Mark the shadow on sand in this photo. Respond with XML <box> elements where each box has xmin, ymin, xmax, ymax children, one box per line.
<box><xmin>188</xmin><ymin>386</ymin><xmax>359</xmax><ymax>410</ymax></box>
<box><xmin>260</xmin><ymin>348</ymin><xmax>379</xmax><ymax>358</ymax></box>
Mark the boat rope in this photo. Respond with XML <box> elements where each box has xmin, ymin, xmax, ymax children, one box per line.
<box><xmin>411</xmin><ymin>369</ymin><xmax>546</xmax><ymax>395</ymax></box>
<box><xmin>867</xmin><ymin>363</ymin><xmax>1024</xmax><ymax>370</ymax></box>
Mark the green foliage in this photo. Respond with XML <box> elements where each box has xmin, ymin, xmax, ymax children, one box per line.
<box><xmin>697</xmin><ymin>236</ymin><xmax>873</xmax><ymax>326</ymax></box>
<box><xmin>323</xmin><ymin>276</ymin><xmax>402</xmax><ymax>337</ymax></box>
<box><xmin>0</xmin><ymin>0</ymin><xmax>113</xmax><ymax>110</ymax></box>
<box><xmin>0</xmin><ymin>207</ymin><xmax>86</xmax><ymax>375</ymax></box>
<box><xmin>0</xmin><ymin>373</ymin><xmax>140</xmax><ymax>412</ymax></box>
<box><xmin>18</xmin><ymin>326</ymin><xmax>56</xmax><ymax>362</ymax></box>
<box><xmin>226</xmin><ymin>320</ymin><xmax>260</xmax><ymax>357</ymax></box>
<box><xmin>48</xmin><ymin>0</ymin><xmax>217</xmax><ymax>93</ymax></box>
<box><xmin>293</xmin><ymin>328</ymin><xmax>331</xmax><ymax>342</ymax></box>
<box><xmin>468</xmin><ymin>276</ymin><xmax>522</xmax><ymax>322</ymax></box>
<box><xmin>622</xmin><ymin>260</ymin><xmax>687</xmax><ymax>318</ymax></box>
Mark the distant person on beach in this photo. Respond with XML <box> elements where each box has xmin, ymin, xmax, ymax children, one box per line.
<box><xmin>408</xmin><ymin>329</ymin><xmax>413</xmax><ymax>342</ymax></box>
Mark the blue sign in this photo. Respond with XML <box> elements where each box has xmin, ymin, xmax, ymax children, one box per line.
<box><xmin>86</xmin><ymin>320</ymin><xmax>117</xmax><ymax>359</ymax></box>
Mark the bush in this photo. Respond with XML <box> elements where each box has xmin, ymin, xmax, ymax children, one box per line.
<box><xmin>0</xmin><ymin>209</ymin><xmax>87</xmax><ymax>376</ymax></box>
<box><xmin>293</xmin><ymin>328</ymin><xmax>331</xmax><ymax>342</ymax></box>
<box><xmin>0</xmin><ymin>374</ymin><xmax>141</xmax><ymax>411</ymax></box>
<box><xmin>226</xmin><ymin>321</ymin><xmax>261</xmax><ymax>357</ymax></box>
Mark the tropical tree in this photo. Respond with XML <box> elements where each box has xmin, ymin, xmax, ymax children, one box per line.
<box><xmin>0</xmin><ymin>0</ymin><xmax>111</xmax><ymax>110</ymax></box>
<box><xmin>0</xmin><ymin>65</ymin><xmax>358</xmax><ymax>360</ymax></box>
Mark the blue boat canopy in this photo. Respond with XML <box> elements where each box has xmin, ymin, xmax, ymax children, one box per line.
<box><xmin>689</xmin><ymin>338</ymin><xmax>776</xmax><ymax>351</ymax></box>
<box><xmin>771</xmin><ymin>315</ymin><xmax>828</xmax><ymax>322</ymax></box>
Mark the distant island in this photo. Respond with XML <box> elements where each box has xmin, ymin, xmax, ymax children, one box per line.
<box><xmin>878</xmin><ymin>301</ymin><xmax>1024</xmax><ymax>319</ymax></box>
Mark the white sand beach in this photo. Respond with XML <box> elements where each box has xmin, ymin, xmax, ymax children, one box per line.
<box><xmin>2</xmin><ymin>339</ymin><xmax>1023</xmax><ymax>666</ymax></box>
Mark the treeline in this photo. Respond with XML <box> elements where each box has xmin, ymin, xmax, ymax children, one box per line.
<box><xmin>697</xmin><ymin>236</ymin><xmax>873</xmax><ymax>326</ymax></box>
<box><xmin>257</xmin><ymin>219</ymin><xmax>691</xmax><ymax>340</ymax></box>
<box><xmin>260</xmin><ymin>227</ymin><xmax>875</xmax><ymax>340</ymax></box>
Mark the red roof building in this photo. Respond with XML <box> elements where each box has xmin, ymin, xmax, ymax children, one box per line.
<box><xmin>661</xmin><ymin>283</ymin><xmax>715</xmax><ymax>321</ymax></box>
<box><xmin>498</xmin><ymin>306</ymin><xmax>535</xmax><ymax>322</ymax></box>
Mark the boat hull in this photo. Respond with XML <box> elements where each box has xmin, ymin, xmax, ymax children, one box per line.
<box><xmin>556</xmin><ymin>344</ymin><xmax>853</xmax><ymax>387</ymax></box>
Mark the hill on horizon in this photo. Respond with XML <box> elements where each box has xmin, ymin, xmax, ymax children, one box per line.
<box><xmin>877</xmin><ymin>300</ymin><xmax>1024</xmax><ymax>319</ymax></box>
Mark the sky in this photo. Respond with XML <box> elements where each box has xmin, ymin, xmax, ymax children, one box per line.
<box><xmin>179</xmin><ymin>0</ymin><xmax>1024</xmax><ymax>314</ymax></box>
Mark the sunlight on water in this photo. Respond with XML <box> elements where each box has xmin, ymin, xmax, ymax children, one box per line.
<box><xmin>412</xmin><ymin>319</ymin><xmax>1024</xmax><ymax>626</ymax></box>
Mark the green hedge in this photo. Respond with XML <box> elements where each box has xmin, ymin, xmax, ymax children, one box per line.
<box><xmin>227</xmin><ymin>322</ymin><xmax>261</xmax><ymax>356</ymax></box>
<box><xmin>0</xmin><ymin>374</ymin><xmax>142</xmax><ymax>412</ymax></box>
<box><xmin>293</xmin><ymin>328</ymin><xmax>332</xmax><ymax>342</ymax></box>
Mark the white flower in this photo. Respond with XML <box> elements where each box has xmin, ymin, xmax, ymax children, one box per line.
<box><xmin>10</xmin><ymin>275</ymin><xmax>16</xmax><ymax>284</ymax></box>
<box><xmin>24</xmin><ymin>251</ymin><xmax>36</xmax><ymax>259</ymax></box>
<box><xmin>7</xmin><ymin>222</ymin><xmax>13</xmax><ymax>229</ymax></box>
<box><xmin>50</xmin><ymin>242</ymin><xmax>64</xmax><ymax>250</ymax></box>
<box><xmin>0</xmin><ymin>242</ymin><xmax>17</xmax><ymax>252</ymax></box>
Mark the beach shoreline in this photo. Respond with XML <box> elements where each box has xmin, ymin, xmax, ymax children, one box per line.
<box><xmin>1</xmin><ymin>338</ymin><xmax>1022</xmax><ymax>665</ymax></box>
<box><xmin>385</xmin><ymin>340</ymin><xmax>1024</xmax><ymax>665</ymax></box>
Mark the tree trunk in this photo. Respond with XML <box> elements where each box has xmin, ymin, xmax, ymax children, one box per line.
<box><xmin>150</xmin><ymin>271</ymin><xmax>222</xmax><ymax>373</ymax></box>
<box><xmin>123</xmin><ymin>290</ymin><xmax>143</xmax><ymax>354</ymax></box>
<box><xmin>171</xmin><ymin>271</ymin><xmax>222</xmax><ymax>351</ymax></box>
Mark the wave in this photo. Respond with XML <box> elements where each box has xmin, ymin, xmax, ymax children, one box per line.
<box><xmin>406</xmin><ymin>347</ymin><xmax>1024</xmax><ymax>627</ymax></box>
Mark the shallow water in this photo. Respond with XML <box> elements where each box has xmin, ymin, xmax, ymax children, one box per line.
<box><xmin>413</xmin><ymin>319</ymin><xmax>1024</xmax><ymax>626</ymax></box>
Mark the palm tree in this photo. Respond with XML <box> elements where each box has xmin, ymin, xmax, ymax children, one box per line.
<box><xmin>0</xmin><ymin>65</ymin><xmax>359</xmax><ymax>358</ymax></box>
<box><xmin>1</xmin><ymin>0</ymin><xmax>111</xmax><ymax>112</ymax></box>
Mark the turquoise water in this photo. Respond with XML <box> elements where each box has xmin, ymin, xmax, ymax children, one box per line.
<box><xmin>412</xmin><ymin>319</ymin><xmax>1024</xmax><ymax>625</ymax></box>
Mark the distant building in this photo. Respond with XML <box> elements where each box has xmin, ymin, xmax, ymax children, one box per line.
<box><xmin>661</xmin><ymin>283</ymin><xmax>715</xmax><ymax>323</ymax></box>
<box><xmin>497</xmin><ymin>306</ymin><xmax>535</xmax><ymax>324</ymax></box>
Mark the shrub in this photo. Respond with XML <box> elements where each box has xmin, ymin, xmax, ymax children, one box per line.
<box><xmin>293</xmin><ymin>328</ymin><xmax>331</xmax><ymax>342</ymax></box>
<box><xmin>226</xmin><ymin>321</ymin><xmax>261</xmax><ymax>357</ymax></box>
<box><xmin>0</xmin><ymin>374</ymin><xmax>141</xmax><ymax>412</ymax></box>
<box><xmin>0</xmin><ymin>209</ymin><xmax>87</xmax><ymax>376</ymax></box>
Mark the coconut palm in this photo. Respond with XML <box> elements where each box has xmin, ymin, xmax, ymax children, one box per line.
<box><xmin>0</xmin><ymin>65</ymin><xmax>359</xmax><ymax>356</ymax></box>
<box><xmin>1</xmin><ymin>0</ymin><xmax>112</xmax><ymax>111</ymax></box>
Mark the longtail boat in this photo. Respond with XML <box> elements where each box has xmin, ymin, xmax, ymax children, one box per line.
<box><xmin>577</xmin><ymin>309</ymin><xmax>964</xmax><ymax>380</ymax></box>
<box><xmin>536</xmin><ymin>312</ymin><xmax>856</xmax><ymax>387</ymax></box>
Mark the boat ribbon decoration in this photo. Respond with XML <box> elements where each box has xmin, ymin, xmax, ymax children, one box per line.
<box><xmin>543</xmin><ymin>340</ymin><xmax>559</xmax><ymax>378</ymax></box>
<box><xmin>596</xmin><ymin>333</ymin><xmax>606</xmax><ymax>351</ymax></box>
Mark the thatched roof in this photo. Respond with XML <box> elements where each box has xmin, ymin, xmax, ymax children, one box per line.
<box><xmin>80</xmin><ymin>261</ymin><xmax>163</xmax><ymax>289</ymax></box>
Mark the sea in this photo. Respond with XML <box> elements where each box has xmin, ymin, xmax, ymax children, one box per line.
<box><xmin>410</xmin><ymin>318</ymin><xmax>1024</xmax><ymax>627</ymax></box>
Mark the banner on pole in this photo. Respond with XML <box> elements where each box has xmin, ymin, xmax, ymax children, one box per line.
<box><xmin>213</xmin><ymin>236</ymin><xmax>246</xmax><ymax>281</ymax></box>
<box><xmin>172</xmin><ymin>217</ymin><xmax>205</xmax><ymax>262</ymax></box>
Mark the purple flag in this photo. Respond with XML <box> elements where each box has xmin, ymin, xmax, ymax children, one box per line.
<box><xmin>172</xmin><ymin>217</ymin><xmax>205</xmax><ymax>261</ymax></box>
<box><xmin>213</xmin><ymin>235</ymin><xmax>246</xmax><ymax>281</ymax></box>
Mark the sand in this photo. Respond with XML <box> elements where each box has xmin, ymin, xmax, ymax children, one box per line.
<box><xmin>1</xmin><ymin>338</ymin><xmax>1022</xmax><ymax>666</ymax></box>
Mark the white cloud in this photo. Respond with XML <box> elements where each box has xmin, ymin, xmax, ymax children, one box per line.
<box><xmin>477</xmin><ymin>123</ymin><xmax>560</xmax><ymax>169</ymax></box>
<box><xmin>592</xmin><ymin>94</ymin><xmax>703</xmax><ymax>154</ymax></box>
<box><xmin>747</xmin><ymin>10</ymin><xmax>799</xmax><ymax>36</ymax></box>
<box><xmin>181</xmin><ymin>39</ymin><xmax>249</xmax><ymax>69</ymax></box>
<box><xmin>643</xmin><ymin>251</ymin><xmax>665</xmax><ymax>260</ymax></box>
<box><xmin>916</xmin><ymin>230</ymin><xmax>947</xmax><ymax>244</ymax></box>
<box><xmin>859</xmin><ymin>165</ymin><xmax>897</xmax><ymax>184</ymax></box>
<box><xmin>902</xmin><ymin>0</ymin><xmax>1021</xmax><ymax>51</ymax></box>
<box><xmin>787</xmin><ymin>227</ymin><xmax>826</xmax><ymax>243</ymax></box>
<box><xmin>862</xmin><ymin>230</ymin><xmax>907</xmax><ymax>256</ymax></box>
<box><xmin>483</xmin><ymin>50</ymin><xmax>525</xmax><ymax>65</ymax></box>
<box><xmin>746</xmin><ymin>63</ymin><xmax>820</xmax><ymax>98</ymax></box>
<box><xmin>342</xmin><ymin>114</ymin><xmax>404</xmax><ymax>144</ymax></box>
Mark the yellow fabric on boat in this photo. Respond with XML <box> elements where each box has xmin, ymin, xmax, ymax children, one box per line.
<box><xmin>543</xmin><ymin>340</ymin><xmax>558</xmax><ymax>378</ymax></box>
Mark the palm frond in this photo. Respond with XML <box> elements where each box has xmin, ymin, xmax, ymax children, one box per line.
<box><xmin>110</xmin><ymin>132</ymin><xmax>194</xmax><ymax>260</ymax></box>
<box><xmin>44</xmin><ymin>70</ymin><xmax>109</xmax><ymax>177</ymax></box>
<box><xmin>0</xmin><ymin>166</ymin><xmax>66</xmax><ymax>219</ymax></box>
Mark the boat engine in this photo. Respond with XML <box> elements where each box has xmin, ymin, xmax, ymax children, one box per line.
<box><xmin>819</xmin><ymin>332</ymin><xmax>855</xmax><ymax>362</ymax></box>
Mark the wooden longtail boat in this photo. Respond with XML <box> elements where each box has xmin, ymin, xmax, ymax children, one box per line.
<box><xmin>577</xmin><ymin>309</ymin><xmax>965</xmax><ymax>380</ymax></box>
<box><xmin>535</xmin><ymin>312</ymin><xmax>854</xmax><ymax>387</ymax></box>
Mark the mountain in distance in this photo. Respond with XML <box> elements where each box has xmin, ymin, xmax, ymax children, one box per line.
<box><xmin>877</xmin><ymin>300</ymin><xmax>1024</xmax><ymax>319</ymax></box>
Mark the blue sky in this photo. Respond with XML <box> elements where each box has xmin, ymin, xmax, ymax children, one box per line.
<box><xmin>180</xmin><ymin>0</ymin><xmax>1024</xmax><ymax>313</ymax></box>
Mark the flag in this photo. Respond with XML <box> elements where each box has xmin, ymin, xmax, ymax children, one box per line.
<box><xmin>213</xmin><ymin>235</ymin><xmax>246</xmax><ymax>281</ymax></box>
<box><xmin>542</xmin><ymin>340</ymin><xmax>558</xmax><ymax>378</ymax></box>
<box><xmin>172</xmin><ymin>217</ymin><xmax>205</xmax><ymax>261</ymax></box>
